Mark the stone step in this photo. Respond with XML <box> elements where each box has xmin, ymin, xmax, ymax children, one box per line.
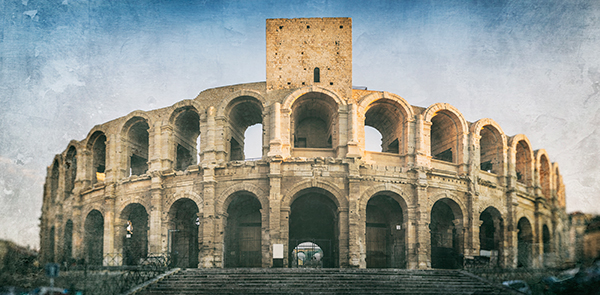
<box><xmin>139</xmin><ymin>268</ymin><xmax>518</xmax><ymax>295</ymax></box>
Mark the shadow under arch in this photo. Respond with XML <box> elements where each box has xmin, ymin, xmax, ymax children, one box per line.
<box><xmin>365</xmin><ymin>193</ymin><xmax>406</xmax><ymax>268</ymax></box>
<box><xmin>84</xmin><ymin>210</ymin><xmax>104</xmax><ymax>265</ymax></box>
<box><xmin>517</xmin><ymin>216</ymin><xmax>533</xmax><ymax>268</ymax></box>
<box><xmin>168</xmin><ymin>198</ymin><xmax>200</xmax><ymax>268</ymax></box>
<box><xmin>430</xmin><ymin>197</ymin><xmax>464</xmax><ymax>269</ymax></box>
<box><xmin>119</xmin><ymin>203</ymin><xmax>149</xmax><ymax>265</ymax></box>
<box><xmin>224</xmin><ymin>192</ymin><xmax>263</xmax><ymax>267</ymax></box>
<box><xmin>479</xmin><ymin>206</ymin><xmax>504</xmax><ymax>267</ymax></box>
<box><xmin>288</xmin><ymin>187</ymin><xmax>340</xmax><ymax>268</ymax></box>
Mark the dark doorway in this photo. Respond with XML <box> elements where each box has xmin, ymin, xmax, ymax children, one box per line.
<box><xmin>169</xmin><ymin>198</ymin><xmax>200</xmax><ymax>268</ymax></box>
<box><xmin>289</xmin><ymin>190</ymin><xmax>338</xmax><ymax>268</ymax></box>
<box><xmin>63</xmin><ymin>220</ymin><xmax>73</xmax><ymax>265</ymax></box>
<box><xmin>84</xmin><ymin>210</ymin><xmax>104</xmax><ymax>265</ymax></box>
<box><xmin>48</xmin><ymin>226</ymin><xmax>55</xmax><ymax>263</ymax></box>
<box><xmin>122</xmin><ymin>204</ymin><xmax>148</xmax><ymax>265</ymax></box>
<box><xmin>366</xmin><ymin>195</ymin><xmax>405</xmax><ymax>268</ymax></box>
<box><xmin>430</xmin><ymin>199</ymin><xmax>462</xmax><ymax>269</ymax></box>
<box><xmin>517</xmin><ymin>217</ymin><xmax>533</xmax><ymax>268</ymax></box>
<box><xmin>225</xmin><ymin>194</ymin><xmax>262</xmax><ymax>267</ymax></box>
<box><xmin>479</xmin><ymin>207</ymin><xmax>503</xmax><ymax>267</ymax></box>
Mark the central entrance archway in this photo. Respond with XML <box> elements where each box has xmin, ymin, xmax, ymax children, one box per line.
<box><xmin>289</xmin><ymin>189</ymin><xmax>339</xmax><ymax>268</ymax></box>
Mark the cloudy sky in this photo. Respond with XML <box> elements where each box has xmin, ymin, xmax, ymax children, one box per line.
<box><xmin>1</xmin><ymin>0</ymin><xmax>599</xmax><ymax>248</ymax></box>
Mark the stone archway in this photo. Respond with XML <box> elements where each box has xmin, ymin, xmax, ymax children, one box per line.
<box><xmin>479</xmin><ymin>207</ymin><xmax>503</xmax><ymax>267</ymax></box>
<box><xmin>168</xmin><ymin>198</ymin><xmax>200</xmax><ymax>268</ymax></box>
<box><xmin>84</xmin><ymin>210</ymin><xmax>104</xmax><ymax>265</ymax></box>
<box><xmin>224</xmin><ymin>193</ymin><xmax>262</xmax><ymax>268</ymax></box>
<box><xmin>289</xmin><ymin>189</ymin><xmax>339</xmax><ymax>268</ymax></box>
<box><xmin>430</xmin><ymin>198</ymin><xmax>463</xmax><ymax>269</ymax></box>
<box><xmin>366</xmin><ymin>194</ymin><xmax>405</xmax><ymax>268</ymax></box>
<box><xmin>517</xmin><ymin>217</ymin><xmax>533</xmax><ymax>268</ymax></box>
<box><xmin>121</xmin><ymin>203</ymin><xmax>149</xmax><ymax>265</ymax></box>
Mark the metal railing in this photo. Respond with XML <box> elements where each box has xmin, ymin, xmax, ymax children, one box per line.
<box><xmin>53</xmin><ymin>254</ymin><xmax>171</xmax><ymax>295</ymax></box>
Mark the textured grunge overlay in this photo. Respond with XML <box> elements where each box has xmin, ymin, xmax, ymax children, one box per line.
<box><xmin>1</xmin><ymin>0</ymin><xmax>599</xmax><ymax>251</ymax></box>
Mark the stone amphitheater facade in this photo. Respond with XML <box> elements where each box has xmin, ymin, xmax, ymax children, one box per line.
<box><xmin>40</xmin><ymin>17</ymin><xmax>569</xmax><ymax>270</ymax></box>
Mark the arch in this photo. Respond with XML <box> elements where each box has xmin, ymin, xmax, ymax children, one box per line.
<box><xmin>165</xmin><ymin>191</ymin><xmax>203</xmax><ymax>214</ymax></box>
<box><xmin>290</xmin><ymin>92</ymin><xmax>339</xmax><ymax>149</ymax></box>
<box><xmin>517</xmin><ymin>216</ymin><xmax>533</xmax><ymax>268</ymax></box>
<box><xmin>358</xmin><ymin>184</ymin><xmax>409</xmax><ymax>216</ymax></box>
<box><xmin>535</xmin><ymin>150</ymin><xmax>553</xmax><ymax>200</ymax></box>
<box><xmin>84</xmin><ymin>209</ymin><xmax>104</xmax><ymax>265</ymax></box>
<box><xmin>217</xmin><ymin>89</ymin><xmax>266</xmax><ymax>119</ymax></box>
<box><xmin>289</xmin><ymin>188</ymin><xmax>340</xmax><ymax>268</ymax></box>
<box><xmin>170</xmin><ymin>105</ymin><xmax>201</xmax><ymax>170</ymax></box>
<box><xmin>281</xmin><ymin>180</ymin><xmax>348</xmax><ymax>210</ymax></box>
<box><xmin>428</xmin><ymin>192</ymin><xmax>466</xmax><ymax>221</ymax></box>
<box><xmin>423</xmin><ymin>103</ymin><xmax>469</xmax><ymax>134</ymax></box>
<box><xmin>220</xmin><ymin>94</ymin><xmax>265</xmax><ymax>161</ymax></box>
<box><xmin>509</xmin><ymin>135</ymin><xmax>534</xmax><ymax>186</ymax></box>
<box><xmin>479</xmin><ymin>207</ymin><xmax>503</xmax><ymax>267</ymax></box>
<box><xmin>424</xmin><ymin>103</ymin><xmax>468</xmax><ymax>164</ymax></box>
<box><xmin>168</xmin><ymin>198</ymin><xmax>200</xmax><ymax>268</ymax></box>
<box><xmin>65</xmin><ymin>145</ymin><xmax>77</xmax><ymax>193</ymax></box>
<box><xmin>471</xmin><ymin>118</ymin><xmax>507</xmax><ymax>175</ymax></box>
<box><xmin>119</xmin><ymin>203</ymin><xmax>149</xmax><ymax>265</ymax></box>
<box><xmin>357</xmin><ymin>91</ymin><xmax>415</xmax><ymax>120</ymax></box>
<box><xmin>168</xmin><ymin>100</ymin><xmax>203</xmax><ymax>125</ymax></box>
<box><xmin>216</xmin><ymin>183</ymin><xmax>269</xmax><ymax>216</ymax></box>
<box><xmin>281</xmin><ymin>86</ymin><xmax>346</xmax><ymax>110</ymax></box>
<box><xmin>224</xmin><ymin>193</ymin><xmax>263</xmax><ymax>267</ymax></box>
<box><xmin>63</xmin><ymin>219</ymin><xmax>73</xmax><ymax>264</ymax></box>
<box><xmin>87</xmin><ymin>131</ymin><xmax>107</xmax><ymax>184</ymax></box>
<box><xmin>362</xmin><ymin>191</ymin><xmax>407</xmax><ymax>268</ymax></box>
<box><xmin>48</xmin><ymin>226</ymin><xmax>55</xmax><ymax>263</ymax></box>
<box><xmin>49</xmin><ymin>159</ymin><xmax>60</xmax><ymax>204</ymax></box>
<box><xmin>357</xmin><ymin>92</ymin><xmax>415</xmax><ymax>155</ymax></box>
<box><xmin>542</xmin><ymin>223</ymin><xmax>552</xmax><ymax>256</ymax></box>
<box><xmin>121</xmin><ymin>116</ymin><xmax>150</xmax><ymax>176</ymax></box>
<box><xmin>430</xmin><ymin>197</ymin><xmax>464</xmax><ymax>269</ymax></box>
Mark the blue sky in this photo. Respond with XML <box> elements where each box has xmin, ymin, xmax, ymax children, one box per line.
<box><xmin>1</xmin><ymin>0</ymin><xmax>599</xmax><ymax>248</ymax></box>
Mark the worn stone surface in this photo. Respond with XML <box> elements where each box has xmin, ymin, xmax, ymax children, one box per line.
<box><xmin>40</xmin><ymin>17</ymin><xmax>570</xmax><ymax>269</ymax></box>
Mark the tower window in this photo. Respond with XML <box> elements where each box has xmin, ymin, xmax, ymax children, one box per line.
<box><xmin>314</xmin><ymin>67</ymin><xmax>320</xmax><ymax>83</ymax></box>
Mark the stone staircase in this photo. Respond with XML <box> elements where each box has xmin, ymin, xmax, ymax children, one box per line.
<box><xmin>136</xmin><ymin>268</ymin><xmax>519</xmax><ymax>294</ymax></box>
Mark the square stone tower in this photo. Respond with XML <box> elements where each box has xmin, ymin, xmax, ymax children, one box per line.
<box><xmin>266</xmin><ymin>17</ymin><xmax>352</xmax><ymax>99</ymax></box>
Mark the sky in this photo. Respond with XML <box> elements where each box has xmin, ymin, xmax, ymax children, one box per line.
<box><xmin>1</xmin><ymin>0</ymin><xmax>599</xmax><ymax>249</ymax></box>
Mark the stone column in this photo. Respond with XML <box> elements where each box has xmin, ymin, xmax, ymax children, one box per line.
<box><xmin>346</xmin><ymin>104</ymin><xmax>360</xmax><ymax>158</ymax></box>
<box><xmin>280</xmin><ymin>206</ymin><xmax>290</xmax><ymax>267</ymax></box>
<box><xmin>77</xmin><ymin>149</ymin><xmax>91</xmax><ymax>192</ymax></box>
<box><xmin>338</xmin><ymin>206</ymin><xmax>349</xmax><ymax>268</ymax></box>
<box><xmin>411</xmin><ymin>179</ymin><xmax>430</xmax><ymax>269</ymax></box>
<box><xmin>148</xmin><ymin>172</ymin><xmax>163</xmax><ymax>255</ymax></box>
<box><xmin>268</xmin><ymin>103</ymin><xmax>282</xmax><ymax>157</ymax></box>
<box><xmin>160</xmin><ymin>125</ymin><xmax>174</xmax><ymax>170</ymax></box>
<box><xmin>200</xmin><ymin>173</ymin><xmax>217</xmax><ymax>268</ymax></box>
<box><xmin>280</xmin><ymin>109</ymin><xmax>292</xmax><ymax>157</ymax></box>
<box><xmin>337</xmin><ymin>105</ymin><xmax>349</xmax><ymax>158</ymax></box>
<box><xmin>268</xmin><ymin>159</ymin><xmax>282</xmax><ymax>267</ymax></box>
<box><xmin>103</xmin><ymin>188</ymin><xmax>116</xmax><ymax>265</ymax></box>
<box><xmin>72</xmin><ymin>204</ymin><xmax>83</xmax><ymax>261</ymax></box>
<box><xmin>347</xmin><ymin>176</ymin><xmax>362</xmax><ymax>268</ymax></box>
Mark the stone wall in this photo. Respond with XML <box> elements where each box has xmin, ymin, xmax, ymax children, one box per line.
<box><xmin>39</xmin><ymin>17</ymin><xmax>571</xmax><ymax>270</ymax></box>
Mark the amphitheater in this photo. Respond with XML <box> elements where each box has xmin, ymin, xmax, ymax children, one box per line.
<box><xmin>40</xmin><ymin>17</ymin><xmax>569</xmax><ymax>270</ymax></box>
